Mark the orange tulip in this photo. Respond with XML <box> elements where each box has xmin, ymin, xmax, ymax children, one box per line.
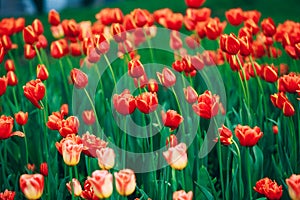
<box><xmin>163</xmin><ymin>143</ymin><xmax>188</xmax><ymax>170</ymax></box>
<box><xmin>48</xmin><ymin>9</ymin><xmax>60</xmax><ymax>26</ymax></box>
<box><xmin>235</xmin><ymin>124</ymin><xmax>263</xmax><ymax>147</ymax></box>
<box><xmin>173</xmin><ymin>190</ymin><xmax>193</xmax><ymax>200</ymax></box>
<box><xmin>253</xmin><ymin>177</ymin><xmax>282</xmax><ymax>200</ymax></box>
<box><xmin>23</xmin><ymin>79</ymin><xmax>45</xmax><ymax>109</ymax></box>
<box><xmin>225</xmin><ymin>8</ymin><xmax>244</xmax><ymax>26</ymax></box>
<box><xmin>218</xmin><ymin>125</ymin><xmax>233</xmax><ymax>146</ymax></box>
<box><xmin>59</xmin><ymin>116</ymin><xmax>79</xmax><ymax>137</ymax></box>
<box><xmin>88</xmin><ymin>170</ymin><xmax>113</xmax><ymax>198</ymax></box>
<box><xmin>96</xmin><ymin>147</ymin><xmax>115</xmax><ymax>170</ymax></box>
<box><xmin>66</xmin><ymin>178</ymin><xmax>82</xmax><ymax>197</ymax></box>
<box><xmin>19</xmin><ymin>174</ymin><xmax>44</xmax><ymax>200</ymax></box>
<box><xmin>114</xmin><ymin>169</ymin><xmax>136</xmax><ymax>196</ymax></box>
<box><xmin>0</xmin><ymin>189</ymin><xmax>15</xmax><ymax>200</ymax></box>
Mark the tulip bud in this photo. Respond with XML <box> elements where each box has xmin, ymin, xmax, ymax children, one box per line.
<box><xmin>82</xmin><ymin>110</ymin><xmax>96</xmax><ymax>125</ymax></box>
<box><xmin>23</xmin><ymin>25</ymin><xmax>37</xmax><ymax>44</ymax></box>
<box><xmin>4</xmin><ymin>59</ymin><xmax>15</xmax><ymax>71</ymax></box>
<box><xmin>15</xmin><ymin>111</ymin><xmax>28</xmax><ymax>126</ymax></box>
<box><xmin>66</xmin><ymin>178</ymin><xmax>82</xmax><ymax>197</ymax></box>
<box><xmin>70</xmin><ymin>68</ymin><xmax>88</xmax><ymax>89</ymax></box>
<box><xmin>48</xmin><ymin>9</ymin><xmax>60</xmax><ymax>26</ymax></box>
<box><xmin>39</xmin><ymin>162</ymin><xmax>48</xmax><ymax>176</ymax></box>
<box><xmin>19</xmin><ymin>174</ymin><xmax>44</xmax><ymax>200</ymax></box>
<box><xmin>37</xmin><ymin>64</ymin><xmax>49</xmax><ymax>81</ymax></box>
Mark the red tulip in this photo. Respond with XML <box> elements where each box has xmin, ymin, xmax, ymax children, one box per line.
<box><xmin>147</xmin><ymin>79</ymin><xmax>158</xmax><ymax>93</ymax></box>
<box><xmin>183</xmin><ymin>86</ymin><xmax>198</xmax><ymax>104</ymax></box>
<box><xmin>4</xmin><ymin>59</ymin><xmax>15</xmax><ymax>71</ymax></box>
<box><xmin>243</xmin><ymin>10</ymin><xmax>261</xmax><ymax>24</ymax></box>
<box><xmin>205</xmin><ymin>18</ymin><xmax>226</xmax><ymax>40</ymax></box>
<box><xmin>39</xmin><ymin>162</ymin><xmax>48</xmax><ymax>176</ymax></box>
<box><xmin>165</xmin><ymin>13</ymin><xmax>183</xmax><ymax>31</ymax></box>
<box><xmin>278</xmin><ymin>72</ymin><xmax>300</xmax><ymax>93</ymax></box>
<box><xmin>173</xmin><ymin>190</ymin><xmax>193</xmax><ymax>200</ymax></box>
<box><xmin>70</xmin><ymin>68</ymin><xmax>88</xmax><ymax>89</ymax></box>
<box><xmin>59</xmin><ymin>116</ymin><xmax>79</xmax><ymax>137</ymax></box>
<box><xmin>225</xmin><ymin>8</ymin><xmax>244</xmax><ymax>26</ymax></box>
<box><xmin>0</xmin><ymin>45</ymin><xmax>5</xmax><ymax>64</ymax></box>
<box><xmin>161</xmin><ymin>110</ymin><xmax>184</xmax><ymax>130</ymax></box>
<box><xmin>36</xmin><ymin>64</ymin><xmax>49</xmax><ymax>81</ymax></box>
<box><xmin>286</xmin><ymin>174</ymin><xmax>300</xmax><ymax>200</ymax></box>
<box><xmin>0</xmin><ymin>189</ymin><xmax>15</xmax><ymax>200</ymax></box>
<box><xmin>19</xmin><ymin>174</ymin><xmax>44</xmax><ymax>200</ymax></box>
<box><xmin>32</xmin><ymin>19</ymin><xmax>44</xmax><ymax>35</ymax></box>
<box><xmin>235</xmin><ymin>124</ymin><xmax>263</xmax><ymax>147</ymax></box>
<box><xmin>81</xmin><ymin>132</ymin><xmax>107</xmax><ymax>158</ymax></box>
<box><xmin>23</xmin><ymin>25</ymin><xmax>37</xmax><ymax>45</ymax></box>
<box><xmin>15</xmin><ymin>111</ymin><xmax>28</xmax><ymax>126</ymax></box>
<box><xmin>0</xmin><ymin>35</ymin><xmax>12</xmax><ymax>51</ymax></box>
<box><xmin>170</xmin><ymin>30</ymin><xmax>183</xmax><ymax>50</ymax></box>
<box><xmin>260</xmin><ymin>64</ymin><xmax>278</xmax><ymax>83</ymax></box>
<box><xmin>166</xmin><ymin>134</ymin><xmax>178</xmax><ymax>148</ymax></box>
<box><xmin>245</xmin><ymin>19</ymin><xmax>260</xmax><ymax>35</ymax></box>
<box><xmin>163</xmin><ymin>143</ymin><xmax>188</xmax><ymax>170</ymax></box>
<box><xmin>131</xmin><ymin>8</ymin><xmax>153</xmax><ymax>28</ymax></box>
<box><xmin>36</xmin><ymin>35</ymin><xmax>48</xmax><ymax>49</ymax></box>
<box><xmin>23</xmin><ymin>79</ymin><xmax>45</xmax><ymax>109</ymax></box>
<box><xmin>239</xmin><ymin>36</ymin><xmax>251</xmax><ymax>56</ymax></box>
<box><xmin>128</xmin><ymin>59</ymin><xmax>145</xmax><ymax>78</ymax></box>
<box><xmin>220</xmin><ymin>33</ymin><xmax>240</xmax><ymax>55</ymax></box>
<box><xmin>192</xmin><ymin>90</ymin><xmax>220</xmax><ymax>119</ymax></box>
<box><xmin>46</xmin><ymin>112</ymin><xmax>63</xmax><ymax>131</ymax></box>
<box><xmin>7</xmin><ymin>71</ymin><xmax>18</xmax><ymax>86</ymax></box>
<box><xmin>157</xmin><ymin>68</ymin><xmax>176</xmax><ymax>88</ymax></box>
<box><xmin>48</xmin><ymin>9</ymin><xmax>60</xmax><ymax>26</ymax></box>
<box><xmin>15</xmin><ymin>17</ymin><xmax>25</xmax><ymax>33</ymax></box>
<box><xmin>80</xmin><ymin>180</ymin><xmax>98</xmax><ymax>200</ymax></box>
<box><xmin>82</xmin><ymin>110</ymin><xmax>96</xmax><ymax>125</ymax></box>
<box><xmin>135</xmin><ymin>92</ymin><xmax>158</xmax><ymax>114</ymax></box>
<box><xmin>93</xmin><ymin>34</ymin><xmax>110</xmax><ymax>54</ymax></box>
<box><xmin>50</xmin><ymin>39</ymin><xmax>68</xmax><ymax>59</ymax></box>
<box><xmin>218</xmin><ymin>125</ymin><xmax>233</xmax><ymax>145</ymax></box>
<box><xmin>111</xmin><ymin>23</ymin><xmax>126</xmax><ymax>43</ymax></box>
<box><xmin>24</xmin><ymin>44</ymin><xmax>36</xmax><ymax>59</ymax></box>
<box><xmin>114</xmin><ymin>169</ymin><xmax>136</xmax><ymax>196</ymax></box>
<box><xmin>113</xmin><ymin>89</ymin><xmax>136</xmax><ymax>115</ymax></box>
<box><xmin>253</xmin><ymin>177</ymin><xmax>282</xmax><ymax>200</ymax></box>
<box><xmin>0</xmin><ymin>76</ymin><xmax>8</xmax><ymax>96</ymax></box>
<box><xmin>185</xmin><ymin>0</ymin><xmax>206</xmax><ymax>8</ymax></box>
<box><xmin>261</xmin><ymin>17</ymin><xmax>276</xmax><ymax>37</ymax></box>
<box><xmin>0</xmin><ymin>115</ymin><xmax>25</xmax><ymax>140</ymax></box>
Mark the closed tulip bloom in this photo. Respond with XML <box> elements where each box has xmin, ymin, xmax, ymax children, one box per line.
<box><xmin>55</xmin><ymin>134</ymin><xmax>83</xmax><ymax>155</ymax></box>
<box><xmin>50</xmin><ymin>39</ymin><xmax>68</xmax><ymax>59</ymax></box>
<box><xmin>0</xmin><ymin>189</ymin><xmax>15</xmax><ymax>200</ymax></box>
<box><xmin>270</xmin><ymin>92</ymin><xmax>295</xmax><ymax>116</ymax></box>
<box><xmin>218</xmin><ymin>125</ymin><xmax>233</xmax><ymax>145</ymax></box>
<box><xmin>0</xmin><ymin>76</ymin><xmax>8</xmax><ymax>96</ymax></box>
<box><xmin>32</xmin><ymin>19</ymin><xmax>44</xmax><ymax>35</ymax></box>
<box><xmin>170</xmin><ymin>30</ymin><xmax>183</xmax><ymax>50</ymax></box>
<box><xmin>261</xmin><ymin>17</ymin><xmax>276</xmax><ymax>37</ymax></box>
<box><xmin>286</xmin><ymin>174</ymin><xmax>300</xmax><ymax>200</ymax></box>
<box><xmin>147</xmin><ymin>79</ymin><xmax>159</xmax><ymax>93</ymax></box>
<box><xmin>66</xmin><ymin>178</ymin><xmax>82</xmax><ymax>197</ymax></box>
<box><xmin>70</xmin><ymin>68</ymin><xmax>88</xmax><ymax>89</ymax></box>
<box><xmin>205</xmin><ymin>18</ymin><xmax>226</xmax><ymax>40</ymax></box>
<box><xmin>36</xmin><ymin>64</ymin><xmax>49</xmax><ymax>81</ymax></box>
<box><xmin>278</xmin><ymin>73</ymin><xmax>300</xmax><ymax>93</ymax></box>
<box><xmin>225</xmin><ymin>8</ymin><xmax>244</xmax><ymax>26</ymax></box>
<box><xmin>165</xmin><ymin>13</ymin><xmax>183</xmax><ymax>31</ymax></box>
<box><xmin>157</xmin><ymin>68</ymin><xmax>176</xmax><ymax>88</ymax></box>
<box><xmin>15</xmin><ymin>111</ymin><xmax>28</xmax><ymax>126</ymax></box>
<box><xmin>283</xmin><ymin>100</ymin><xmax>295</xmax><ymax>116</ymax></box>
<box><xmin>7</xmin><ymin>71</ymin><xmax>18</xmax><ymax>86</ymax></box>
<box><xmin>114</xmin><ymin>169</ymin><xmax>136</xmax><ymax>196</ymax></box>
<box><xmin>39</xmin><ymin>162</ymin><xmax>48</xmax><ymax>176</ymax></box>
<box><xmin>183</xmin><ymin>86</ymin><xmax>198</xmax><ymax>104</ymax></box>
<box><xmin>96</xmin><ymin>147</ymin><xmax>115</xmax><ymax>170</ymax></box>
<box><xmin>4</xmin><ymin>59</ymin><xmax>15</xmax><ymax>71</ymax></box>
<box><xmin>239</xmin><ymin>36</ymin><xmax>251</xmax><ymax>56</ymax></box>
<box><xmin>82</xmin><ymin>110</ymin><xmax>96</xmax><ymax>125</ymax></box>
<box><xmin>23</xmin><ymin>79</ymin><xmax>45</xmax><ymax>109</ymax></box>
<box><xmin>62</xmin><ymin>139</ymin><xmax>83</xmax><ymax>166</ymax></box>
<box><xmin>192</xmin><ymin>90</ymin><xmax>220</xmax><ymax>119</ymax></box>
<box><xmin>0</xmin><ymin>45</ymin><xmax>5</xmax><ymax>63</ymax></box>
<box><xmin>173</xmin><ymin>190</ymin><xmax>193</xmax><ymax>200</ymax></box>
<box><xmin>128</xmin><ymin>59</ymin><xmax>145</xmax><ymax>78</ymax></box>
<box><xmin>185</xmin><ymin>0</ymin><xmax>205</xmax><ymax>8</ymax></box>
<box><xmin>24</xmin><ymin>44</ymin><xmax>36</xmax><ymax>59</ymax></box>
<box><xmin>93</xmin><ymin>33</ymin><xmax>110</xmax><ymax>55</ymax></box>
<box><xmin>48</xmin><ymin>9</ymin><xmax>60</xmax><ymax>26</ymax></box>
<box><xmin>113</xmin><ymin>89</ymin><xmax>136</xmax><ymax>115</ymax></box>
<box><xmin>161</xmin><ymin>110</ymin><xmax>183</xmax><ymax>130</ymax></box>
<box><xmin>166</xmin><ymin>134</ymin><xmax>178</xmax><ymax>148</ymax></box>
<box><xmin>261</xmin><ymin>64</ymin><xmax>278</xmax><ymax>83</ymax></box>
<box><xmin>0</xmin><ymin>115</ymin><xmax>25</xmax><ymax>140</ymax></box>
<box><xmin>254</xmin><ymin>177</ymin><xmax>283</xmax><ymax>200</ymax></box>
<box><xmin>15</xmin><ymin>17</ymin><xmax>25</xmax><ymax>33</ymax></box>
<box><xmin>220</xmin><ymin>33</ymin><xmax>240</xmax><ymax>55</ymax></box>
<box><xmin>19</xmin><ymin>174</ymin><xmax>44</xmax><ymax>200</ymax></box>
<box><xmin>59</xmin><ymin>116</ymin><xmax>80</xmax><ymax>137</ymax></box>
<box><xmin>111</xmin><ymin>23</ymin><xmax>126</xmax><ymax>43</ymax></box>
<box><xmin>88</xmin><ymin>170</ymin><xmax>113</xmax><ymax>199</ymax></box>
<box><xmin>235</xmin><ymin>125</ymin><xmax>263</xmax><ymax>147</ymax></box>
<box><xmin>135</xmin><ymin>92</ymin><xmax>158</xmax><ymax>114</ymax></box>
<box><xmin>163</xmin><ymin>143</ymin><xmax>188</xmax><ymax>170</ymax></box>
<box><xmin>23</xmin><ymin>25</ymin><xmax>37</xmax><ymax>44</ymax></box>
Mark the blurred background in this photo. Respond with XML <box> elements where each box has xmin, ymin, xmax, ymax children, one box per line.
<box><xmin>0</xmin><ymin>0</ymin><xmax>299</xmax><ymax>22</ymax></box>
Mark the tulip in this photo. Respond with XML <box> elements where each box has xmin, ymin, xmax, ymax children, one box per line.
<box><xmin>114</xmin><ymin>169</ymin><xmax>136</xmax><ymax>196</ymax></box>
<box><xmin>0</xmin><ymin>45</ymin><xmax>5</xmax><ymax>63</ymax></box>
<box><xmin>225</xmin><ymin>8</ymin><xmax>244</xmax><ymax>26</ymax></box>
<box><xmin>163</xmin><ymin>143</ymin><xmax>188</xmax><ymax>170</ymax></box>
<box><xmin>205</xmin><ymin>18</ymin><xmax>226</xmax><ymax>40</ymax></box>
<box><xmin>0</xmin><ymin>35</ymin><xmax>12</xmax><ymax>51</ymax></box>
<box><xmin>131</xmin><ymin>8</ymin><xmax>152</xmax><ymax>27</ymax></box>
<box><xmin>70</xmin><ymin>68</ymin><xmax>88</xmax><ymax>89</ymax></box>
<box><xmin>270</xmin><ymin>92</ymin><xmax>295</xmax><ymax>116</ymax></box>
<box><xmin>23</xmin><ymin>79</ymin><xmax>45</xmax><ymax>109</ymax></box>
<box><xmin>62</xmin><ymin>139</ymin><xmax>83</xmax><ymax>166</ymax></box>
<box><xmin>220</xmin><ymin>33</ymin><xmax>240</xmax><ymax>55</ymax></box>
<box><xmin>135</xmin><ymin>92</ymin><xmax>158</xmax><ymax>114</ymax></box>
<box><xmin>161</xmin><ymin>110</ymin><xmax>183</xmax><ymax>130</ymax></box>
<box><xmin>173</xmin><ymin>190</ymin><xmax>193</xmax><ymax>200</ymax></box>
<box><xmin>218</xmin><ymin>125</ymin><xmax>233</xmax><ymax>145</ymax></box>
<box><xmin>134</xmin><ymin>73</ymin><xmax>148</xmax><ymax>88</ymax></box>
<box><xmin>183</xmin><ymin>86</ymin><xmax>198</xmax><ymax>104</ymax></box>
<box><xmin>253</xmin><ymin>177</ymin><xmax>282</xmax><ymax>200</ymax></box>
<box><xmin>50</xmin><ymin>39</ymin><xmax>68</xmax><ymax>59</ymax></box>
<box><xmin>147</xmin><ymin>79</ymin><xmax>158</xmax><ymax>93</ymax></box>
<box><xmin>4</xmin><ymin>59</ymin><xmax>15</xmax><ymax>71</ymax></box>
<box><xmin>0</xmin><ymin>115</ymin><xmax>25</xmax><ymax>140</ymax></box>
<box><xmin>113</xmin><ymin>89</ymin><xmax>136</xmax><ymax>115</ymax></box>
<box><xmin>261</xmin><ymin>17</ymin><xmax>276</xmax><ymax>37</ymax></box>
<box><xmin>243</xmin><ymin>10</ymin><xmax>261</xmax><ymax>24</ymax></box>
<box><xmin>88</xmin><ymin>170</ymin><xmax>113</xmax><ymax>198</ymax></box>
<box><xmin>128</xmin><ymin>59</ymin><xmax>145</xmax><ymax>78</ymax></box>
<box><xmin>0</xmin><ymin>189</ymin><xmax>15</xmax><ymax>200</ymax></box>
<box><xmin>165</xmin><ymin>13</ymin><xmax>183</xmax><ymax>31</ymax></box>
<box><xmin>170</xmin><ymin>30</ymin><xmax>183</xmax><ymax>50</ymax></box>
<box><xmin>55</xmin><ymin>134</ymin><xmax>83</xmax><ymax>155</ymax></box>
<box><xmin>286</xmin><ymin>174</ymin><xmax>300</xmax><ymax>200</ymax></box>
<box><xmin>166</xmin><ymin>134</ymin><xmax>178</xmax><ymax>148</ymax></box>
<box><xmin>260</xmin><ymin>64</ymin><xmax>278</xmax><ymax>83</ymax></box>
<box><xmin>23</xmin><ymin>25</ymin><xmax>37</xmax><ymax>44</ymax></box>
<box><xmin>272</xmin><ymin>125</ymin><xmax>278</xmax><ymax>135</ymax></box>
<box><xmin>111</xmin><ymin>23</ymin><xmax>126</xmax><ymax>43</ymax></box>
<box><xmin>24</xmin><ymin>44</ymin><xmax>36</xmax><ymax>59</ymax></box>
<box><xmin>82</xmin><ymin>110</ymin><xmax>96</xmax><ymax>125</ymax></box>
<box><xmin>96</xmin><ymin>147</ymin><xmax>115</xmax><ymax>170</ymax></box>
<box><xmin>192</xmin><ymin>90</ymin><xmax>220</xmax><ymax>119</ymax></box>
<box><xmin>39</xmin><ymin>162</ymin><xmax>48</xmax><ymax>176</ymax></box>
<box><xmin>0</xmin><ymin>76</ymin><xmax>8</xmax><ymax>96</ymax></box>
<box><xmin>93</xmin><ymin>34</ymin><xmax>110</xmax><ymax>54</ymax></box>
<box><xmin>239</xmin><ymin>36</ymin><xmax>251</xmax><ymax>56</ymax></box>
<box><xmin>7</xmin><ymin>71</ymin><xmax>18</xmax><ymax>86</ymax></box>
<box><xmin>15</xmin><ymin>111</ymin><xmax>28</xmax><ymax>126</ymax></box>
<box><xmin>235</xmin><ymin>124</ymin><xmax>263</xmax><ymax>147</ymax></box>
<box><xmin>48</xmin><ymin>9</ymin><xmax>60</xmax><ymax>26</ymax></box>
<box><xmin>80</xmin><ymin>180</ymin><xmax>98</xmax><ymax>200</ymax></box>
<box><xmin>157</xmin><ymin>68</ymin><xmax>176</xmax><ymax>88</ymax></box>
<box><xmin>15</xmin><ymin>17</ymin><xmax>25</xmax><ymax>33</ymax></box>
<box><xmin>278</xmin><ymin>73</ymin><xmax>300</xmax><ymax>93</ymax></box>
<box><xmin>185</xmin><ymin>0</ymin><xmax>206</xmax><ymax>8</ymax></box>
<box><xmin>46</xmin><ymin>112</ymin><xmax>63</xmax><ymax>131</ymax></box>
<box><xmin>19</xmin><ymin>174</ymin><xmax>44</xmax><ymax>200</ymax></box>
<box><xmin>81</xmin><ymin>132</ymin><xmax>107</xmax><ymax>158</ymax></box>
<box><xmin>32</xmin><ymin>19</ymin><xmax>44</xmax><ymax>36</ymax></box>
<box><xmin>36</xmin><ymin>64</ymin><xmax>49</xmax><ymax>81</ymax></box>
<box><xmin>59</xmin><ymin>116</ymin><xmax>80</xmax><ymax>137</ymax></box>
<box><xmin>66</xmin><ymin>178</ymin><xmax>82</xmax><ymax>197</ymax></box>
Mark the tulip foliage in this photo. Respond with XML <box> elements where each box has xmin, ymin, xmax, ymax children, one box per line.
<box><xmin>0</xmin><ymin>0</ymin><xmax>300</xmax><ymax>199</ymax></box>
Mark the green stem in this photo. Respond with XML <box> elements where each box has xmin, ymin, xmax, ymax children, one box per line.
<box><xmin>22</xmin><ymin>126</ymin><xmax>29</xmax><ymax>164</ymax></box>
<box><xmin>246</xmin><ymin>147</ymin><xmax>252</xmax><ymax>200</ymax></box>
<box><xmin>103</xmin><ymin>54</ymin><xmax>117</xmax><ymax>88</ymax></box>
<box><xmin>217</xmin><ymin>132</ymin><xmax>225</xmax><ymax>200</ymax></box>
<box><xmin>288</xmin><ymin>117</ymin><xmax>297</xmax><ymax>172</ymax></box>
<box><xmin>59</xmin><ymin>59</ymin><xmax>71</xmax><ymax>101</ymax></box>
<box><xmin>0</xmin><ymin>140</ymin><xmax>8</xmax><ymax>187</ymax></box>
<box><xmin>143</xmin><ymin>28</ymin><xmax>155</xmax><ymax>64</ymax></box>
<box><xmin>34</xmin><ymin>45</ymin><xmax>43</xmax><ymax>64</ymax></box>
<box><xmin>69</xmin><ymin>166</ymin><xmax>74</xmax><ymax>200</ymax></box>
<box><xmin>236</xmin><ymin>55</ymin><xmax>250</xmax><ymax>108</ymax></box>
<box><xmin>85</xmin><ymin>155</ymin><xmax>91</xmax><ymax>175</ymax></box>
<box><xmin>171</xmin><ymin>168</ymin><xmax>177</xmax><ymax>192</ymax></box>
<box><xmin>180</xmin><ymin>170</ymin><xmax>186</xmax><ymax>190</ymax></box>
<box><xmin>232</xmin><ymin>140</ymin><xmax>242</xmax><ymax>199</ymax></box>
